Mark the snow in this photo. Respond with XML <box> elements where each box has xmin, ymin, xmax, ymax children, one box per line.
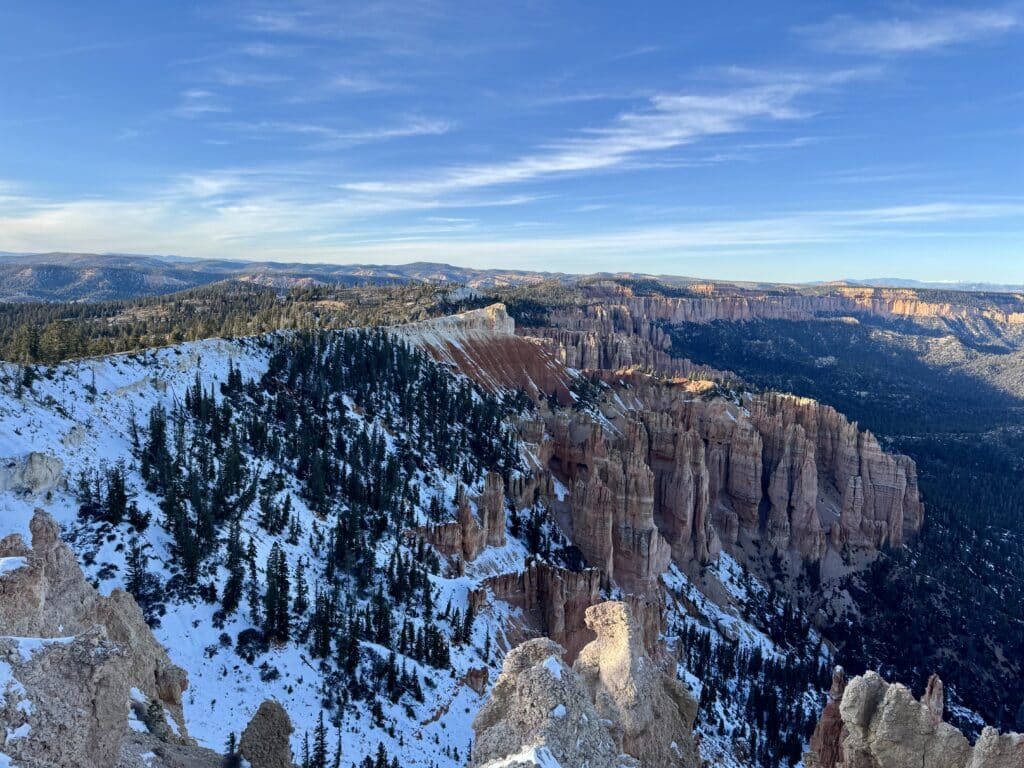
<box><xmin>541</xmin><ymin>656</ymin><xmax>562</xmax><ymax>681</ymax></box>
<box><xmin>0</xmin><ymin>328</ymin><xmax>837</xmax><ymax>768</ymax></box>
<box><xmin>550</xmin><ymin>704</ymin><xmax>566</xmax><ymax>718</ymax></box>
<box><xmin>0</xmin><ymin>752</ymin><xmax>15</xmax><ymax>767</ymax></box>
<box><xmin>0</xmin><ymin>558</ymin><xmax>26</xmax><ymax>577</ymax></box>
<box><xmin>0</xmin><ymin>637</ymin><xmax>74</xmax><ymax>663</ymax></box>
<box><xmin>482</xmin><ymin>746</ymin><xmax>563</xmax><ymax>768</ymax></box>
<box><xmin>4</xmin><ymin>723</ymin><xmax>29</xmax><ymax>741</ymax></box>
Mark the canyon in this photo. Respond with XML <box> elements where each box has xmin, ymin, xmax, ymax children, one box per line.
<box><xmin>1</xmin><ymin>281</ymin><xmax>1018</xmax><ymax>768</ymax></box>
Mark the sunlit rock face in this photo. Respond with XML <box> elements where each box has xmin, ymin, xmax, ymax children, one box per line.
<box><xmin>803</xmin><ymin>670</ymin><xmax>1024</xmax><ymax>768</ymax></box>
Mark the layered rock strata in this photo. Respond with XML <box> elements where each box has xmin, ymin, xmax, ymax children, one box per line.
<box><xmin>478</xmin><ymin>562</ymin><xmax>602</xmax><ymax>661</ymax></box>
<box><xmin>546</xmin><ymin>374</ymin><xmax>923</xmax><ymax>586</ymax></box>
<box><xmin>394</xmin><ymin>303</ymin><xmax>574</xmax><ymax>403</ymax></box>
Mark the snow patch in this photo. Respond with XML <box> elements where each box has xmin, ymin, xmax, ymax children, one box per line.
<box><xmin>541</xmin><ymin>656</ymin><xmax>562</xmax><ymax>681</ymax></box>
<box><xmin>0</xmin><ymin>558</ymin><xmax>27</xmax><ymax>577</ymax></box>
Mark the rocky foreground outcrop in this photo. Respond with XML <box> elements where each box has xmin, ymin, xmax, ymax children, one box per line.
<box><xmin>0</xmin><ymin>509</ymin><xmax>188</xmax><ymax>713</ymax></box>
<box><xmin>470</xmin><ymin>601</ymin><xmax>699</xmax><ymax>768</ymax></box>
<box><xmin>240</xmin><ymin>700</ymin><xmax>296</xmax><ymax>768</ymax></box>
<box><xmin>0</xmin><ymin>509</ymin><xmax>295</xmax><ymax>768</ymax></box>
<box><xmin>803</xmin><ymin>669</ymin><xmax>1024</xmax><ymax>768</ymax></box>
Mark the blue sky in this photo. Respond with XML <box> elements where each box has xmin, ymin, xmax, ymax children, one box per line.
<box><xmin>1</xmin><ymin>2</ymin><xmax>1022</xmax><ymax>281</ymax></box>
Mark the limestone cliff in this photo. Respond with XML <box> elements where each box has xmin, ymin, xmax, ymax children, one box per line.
<box><xmin>550</xmin><ymin>372</ymin><xmax>923</xmax><ymax>577</ymax></box>
<box><xmin>394</xmin><ymin>303</ymin><xmax>574</xmax><ymax>403</ymax></box>
<box><xmin>803</xmin><ymin>670</ymin><xmax>1024</xmax><ymax>768</ymax></box>
<box><xmin>419</xmin><ymin>473</ymin><xmax>507</xmax><ymax>566</ymax></box>
<box><xmin>405</xmin><ymin>305</ymin><xmax>923</xmax><ymax>597</ymax></box>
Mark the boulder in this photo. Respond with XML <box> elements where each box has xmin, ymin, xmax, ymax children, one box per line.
<box><xmin>239</xmin><ymin>699</ymin><xmax>295</xmax><ymax>768</ymax></box>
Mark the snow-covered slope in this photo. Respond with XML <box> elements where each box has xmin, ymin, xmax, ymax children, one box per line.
<box><xmin>0</xmin><ymin>336</ymin><xmax>527</xmax><ymax>766</ymax></box>
<box><xmin>0</xmin><ymin>329</ymin><xmax>833</xmax><ymax>768</ymax></box>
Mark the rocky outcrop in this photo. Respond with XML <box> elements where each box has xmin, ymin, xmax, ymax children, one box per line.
<box><xmin>0</xmin><ymin>509</ymin><xmax>188</xmax><ymax>727</ymax></box>
<box><xmin>574</xmin><ymin>602</ymin><xmax>700</xmax><ymax>768</ymax></box>
<box><xmin>550</xmin><ymin>373</ymin><xmax>923</xmax><ymax>579</ymax></box>
<box><xmin>530</xmin><ymin>325</ymin><xmax>728</xmax><ymax>381</ymax></box>
<box><xmin>480</xmin><ymin>471</ymin><xmax>507</xmax><ymax>548</ymax></box>
<box><xmin>470</xmin><ymin>601</ymin><xmax>698</xmax><ymax>768</ymax></box>
<box><xmin>807</xmin><ymin>666</ymin><xmax>848</xmax><ymax>768</ymax></box>
<box><xmin>0</xmin><ymin>509</ymin><xmax>198</xmax><ymax>768</ymax></box>
<box><xmin>420</xmin><ymin>474</ymin><xmax>507</xmax><ymax>564</ymax></box>
<box><xmin>470</xmin><ymin>637</ymin><xmax>627</xmax><ymax>768</ymax></box>
<box><xmin>752</xmin><ymin>393</ymin><xmax>924</xmax><ymax>554</ymax></box>
<box><xmin>465</xmin><ymin>666</ymin><xmax>490</xmax><ymax>695</ymax></box>
<box><xmin>557</xmin><ymin>287</ymin><xmax>1024</xmax><ymax>328</ymax></box>
<box><xmin>803</xmin><ymin>670</ymin><xmax>1024</xmax><ymax>768</ymax></box>
<box><xmin>548</xmin><ymin>414</ymin><xmax>672</xmax><ymax>595</ymax></box>
<box><xmin>480</xmin><ymin>562</ymin><xmax>602</xmax><ymax>661</ymax></box>
<box><xmin>395</xmin><ymin>303</ymin><xmax>574</xmax><ymax>403</ymax></box>
<box><xmin>409</xmin><ymin>302</ymin><xmax>923</xmax><ymax>604</ymax></box>
<box><xmin>0</xmin><ymin>452</ymin><xmax>65</xmax><ymax>498</ymax></box>
<box><xmin>0</xmin><ymin>628</ymin><xmax>130</xmax><ymax>768</ymax></box>
<box><xmin>239</xmin><ymin>699</ymin><xmax>295</xmax><ymax>768</ymax></box>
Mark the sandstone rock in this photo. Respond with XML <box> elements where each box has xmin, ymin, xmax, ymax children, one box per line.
<box><xmin>470</xmin><ymin>638</ymin><xmax>624</xmax><ymax>768</ymax></box>
<box><xmin>0</xmin><ymin>509</ymin><xmax>190</xmax><ymax>732</ymax></box>
<box><xmin>0</xmin><ymin>628</ymin><xmax>130</xmax><ymax>768</ymax></box>
<box><xmin>481</xmin><ymin>562</ymin><xmax>602</xmax><ymax>661</ymax></box>
<box><xmin>116</xmin><ymin>731</ymin><xmax>224</xmax><ymax>768</ymax></box>
<box><xmin>420</xmin><ymin>476</ymin><xmax>508</xmax><ymax>563</ymax></box>
<box><xmin>481</xmin><ymin>471</ymin><xmax>507</xmax><ymax>548</ymax></box>
<box><xmin>804</xmin><ymin>670</ymin><xmax>1024</xmax><ymax>768</ymax></box>
<box><xmin>805</xmin><ymin>666</ymin><xmax>847</xmax><ymax>768</ymax></box>
<box><xmin>465</xmin><ymin>666</ymin><xmax>490</xmax><ymax>695</ymax></box>
<box><xmin>395</xmin><ymin>303</ymin><xmax>574</xmax><ymax>403</ymax></box>
<box><xmin>573</xmin><ymin>602</ymin><xmax>699</xmax><ymax>768</ymax></box>
<box><xmin>239</xmin><ymin>699</ymin><xmax>295</xmax><ymax>768</ymax></box>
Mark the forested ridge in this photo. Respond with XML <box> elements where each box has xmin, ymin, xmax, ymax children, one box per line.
<box><xmin>0</xmin><ymin>281</ymin><xmax>490</xmax><ymax>364</ymax></box>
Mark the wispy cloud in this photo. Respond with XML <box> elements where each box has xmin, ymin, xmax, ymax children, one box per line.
<box><xmin>799</xmin><ymin>7</ymin><xmax>1020</xmax><ymax>55</ymax></box>
<box><xmin>171</xmin><ymin>89</ymin><xmax>230</xmax><ymax>119</ymax></box>
<box><xmin>327</xmin><ymin>73</ymin><xmax>396</xmax><ymax>93</ymax></box>
<box><xmin>223</xmin><ymin>116</ymin><xmax>450</xmax><ymax>147</ymax></box>
<box><xmin>205</xmin><ymin>68</ymin><xmax>291</xmax><ymax>87</ymax></box>
<box><xmin>343</xmin><ymin>78</ymin><xmax>827</xmax><ymax>197</ymax></box>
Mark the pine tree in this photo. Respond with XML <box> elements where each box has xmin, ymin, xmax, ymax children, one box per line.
<box><xmin>263</xmin><ymin>543</ymin><xmax>290</xmax><ymax>642</ymax></box>
<box><xmin>312</xmin><ymin>711</ymin><xmax>328</xmax><ymax>768</ymax></box>
<box><xmin>221</xmin><ymin>520</ymin><xmax>245</xmax><ymax>615</ymax></box>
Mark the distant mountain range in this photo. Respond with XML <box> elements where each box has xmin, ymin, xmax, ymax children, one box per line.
<box><xmin>0</xmin><ymin>252</ymin><xmax>572</xmax><ymax>301</ymax></box>
<box><xmin>0</xmin><ymin>251</ymin><xmax>1020</xmax><ymax>302</ymax></box>
<box><xmin>832</xmin><ymin>277</ymin><xmax>1024</xmax><ymax>293</ymax></box>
